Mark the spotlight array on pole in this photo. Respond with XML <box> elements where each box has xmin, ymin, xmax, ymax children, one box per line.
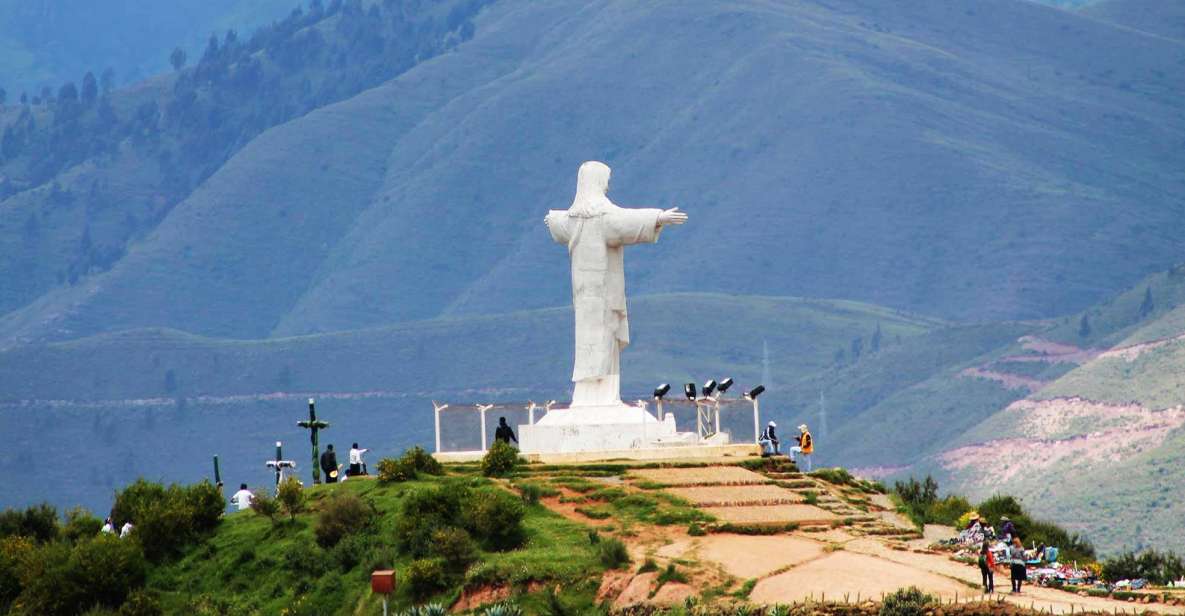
<box><xmin>717</xmin><ymin>377</ymin><xmax>734</xmax><ymax>394</ymax></box>
<box><xmin>684</xmin><ymin>383</ymin><xmax>697</xmax><ymax>400</ymax></box>
<box><xmin>653</xmin><ymin>383</ymin><xmax>671</xmax><ymax>400</ymax></box>
<box><xmin>745</xmin><ymin>385</ymin><xmax>766</xmax><ymax>399</ymax></box>
<box><xmin>702</xmin><ymin>379</ymin><xmax>718</xmax><ymax>397</ymax></box>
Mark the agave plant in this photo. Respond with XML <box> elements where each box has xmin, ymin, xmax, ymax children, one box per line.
<box><xmin>766</xmin><ymin>606</ymin><xmax>790</xmax><ymax>616</ymax></box>
<box><xmin>733</xmin><ymin>606</ymin><xmax>753</xmax><ymax>616</ymax></box>
<box><xmin>481</xmin><ymin>603</ymin><xmax>524</xmax><ymax>616</ymax></box>
<box><xmin>420</xmin><ymin>604</ymin><xmax>447</xmax><ymax>616</ymax></box>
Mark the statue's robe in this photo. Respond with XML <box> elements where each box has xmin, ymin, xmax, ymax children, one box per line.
<box><xmin>546</xmin><ymin>204</ymin><xmax>662</xmax><ymax>406</ymax></box>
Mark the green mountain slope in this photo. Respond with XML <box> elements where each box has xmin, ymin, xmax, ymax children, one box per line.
<box><xmin>925</xmin><ymin>265</ymin><xmax>1185</xmax><ymax>554</ymax></box>
<box><xmin>2</xmin><ymin>0</ymin><xmax>1183</xmax><ymax>348</ymax></box>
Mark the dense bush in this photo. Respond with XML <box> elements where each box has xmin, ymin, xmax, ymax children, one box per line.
<box><xmin>810</xmin><ymin>468</ymin><xmax>854</xmax><ymax>486</ymax></box>
<box><xmin>377</xmin><ymin>456</ymin><xmax>418</xmax><ymax>483</ymax></box>
<box><xmin>402</xmin><ymin>446</ymin><xmax>444</xmax><ymax>476</ymax></box>
<box><xmin>406</xmin><ymin>558</ymin><xmax>447</xmax><ymax>600</ymax></box>
<box><xmin>276</xmin><ymin>477</ymin><xmax>306</xmax><ymax>521</ymax></box>
<box><xmin>1102</xmin><ymin>549</ymin><xmax>1185</xmax><ymax>584</ymax></box>
<box><xmin>249</xmin><ymin>489</ymin><xmax>279</xmax><ymax>524</ymax></box>
<box><xmin>481</xmin><ymin>440</ymin><xmax>519</xmax><ymax>477</ymax></box>
<box><xmin>462</xmin><ymin>488</ymin><xmax>525</xmax><ymax>551</ymax></box>
<box><xmin>394</xmin><ymin>484</ymin><xmax>466</xmax><ymax>558</ymax></box>
<box><xmin>432</xmin><ymin>527</ymin><xmax>478</xmax><ymax>573</ymax></box>
<box><xmin>62</xmin><ymin>506</ymin><xmax>103</xmax><ymax>543</ymax></box>
<box><xmin>111</xmin><ymin>479</ymin><xmax>223</xmax><ymax>561</ymax></box>
<box><xmin>283</xmin><ymin>540</ymin><xmax>327</xmax><ymax>579</ymax></box>
<box><xmin>0</xmin><ymin>503</ymin><xmax>59</xmax><ymax>543</ymax></box>
<box><xmin>879</xmin><ymin>587</ymin><xmax>936</xmax><ymax>616</ymax></box>
<box><xmin>314</xmin><ymin>492</ymin><xmax>375</xmax><ymax>548</ymax></box>
<box><xmin>516</xmin><ymin>482</ymin><xmax>543</xmax><ymax>505</ymax></box>
<box><xmin>0</xmin><ymin>536</ymin><xmax>33</xmax><ymax>611</ymax></box>
<box><xmin>13</xmin><ymin>534</ymin><xmax>147</xmax><ymax>616</ymax></box>
<box><xmin>598</xmin><ymin>537</ymin><xmax>630</xmax><ymax>569</ymax></box>
<box><xmin>117</xmin><ymin>589</ymin><xmax>163</xmax><ymax>616</ymax></box>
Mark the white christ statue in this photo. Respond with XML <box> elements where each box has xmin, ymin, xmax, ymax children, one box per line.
<box><xmin>545</xmin><ymin>161</ymin><xmax>688</xmax><ymax>408</ymax></box>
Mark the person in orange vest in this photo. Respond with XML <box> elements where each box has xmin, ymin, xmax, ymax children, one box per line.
<box><xmin>790</xmin><ymin>423</ymin><xmax>813</xmax><ymax>471</ymax></box>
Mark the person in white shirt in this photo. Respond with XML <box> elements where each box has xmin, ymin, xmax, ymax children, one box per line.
<box><xmin>348</xmin><ymin>443</ymin><xmax>369</xmax><ymax>476</ymax></box>
<box><xmin>119</xmin><ymin>521</ymin><xmax>134</xmax><ymax>538</ymax></box>
<box><xmin>231</xmin><ymin>483</ymin><xmax>254</xmax><ymax>511</ymax></box>
<box><xmin>101</xmin><ymin>517</ymin><xmax>115</xmax><ymax>534</ymax></box>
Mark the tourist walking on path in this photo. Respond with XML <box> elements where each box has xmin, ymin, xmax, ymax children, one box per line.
<box><xmin>320</xmin><ymin>444</ymin><xmax>339</xmax><ymax>483</ymax></box>
<box><xmin>348</xmin><ymin>443</ymin><xmax>369</xmax><ymax>476</ymax></box>
<box><xmin>494</xmin><ymin>417</ymin><xmax>518</xmax><ymax>446</ymax></box>
<box><xmin>1009</xmin><ymin>536</ymin><xmax>1027</xmax><ymax>593</ymax></box>
<box><xmin>231</xmin><ymin>483</ymin><xmax>254</xmax><ymax>511</ymax></box>
<box><xmin>759</xmin><ymin>421</ymin><xmax>780</xmax><ymax>456</ymax></box>
<box><xmin>789</xmin><ymin>424</ymin><xmax>813</xmax><ymax>471</ymax></box>
<box><xmin>978</xmin><ymin>540</ymin><xmax>996</xmax><ymax>594</ymax></box>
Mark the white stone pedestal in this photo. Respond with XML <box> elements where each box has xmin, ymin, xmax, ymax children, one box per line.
<box><xmin>518</xmin><ymin>403</ymin><xmax>707</xmax><ymax>454</ymax></box>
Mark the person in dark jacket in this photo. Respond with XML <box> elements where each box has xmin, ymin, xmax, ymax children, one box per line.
<box><xmin>759</xmin><ymin>421</ymin><xmax>779</xmax><ymax>456</ymax></box>
<box><xmin>320</xmin><ymin>444</ymin><xmax>339</xmax><ymax>483</ymax></box>
<box><xmin>1000</xmin><ymin>516</ymin><xmax>1016</xmax><ymax>542</ymax></box>
<box><xmin>978</xmin><ymin>540</ymin><xmax>996</xmax><ymax>594</ymax></box>
<box><xmin>494</xmin><ymin>417</ymin><xmax>518</xmax><ymax>445</ymax></box>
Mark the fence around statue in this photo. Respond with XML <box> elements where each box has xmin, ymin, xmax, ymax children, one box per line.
<box><xmin>432</xmin><ymin>396</ymin><xmax>763</xmax><ymax>455</ymax></box>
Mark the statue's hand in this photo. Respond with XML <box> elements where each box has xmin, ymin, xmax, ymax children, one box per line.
<box><xmin>544</xmin><ymin>215</ymin><xmax>551</xmax><ymax>228</ymax></box>
<box><xmin>659</xmin><ymin>207</ymin><xmax>687</xmax><ymax>226</ymax></box>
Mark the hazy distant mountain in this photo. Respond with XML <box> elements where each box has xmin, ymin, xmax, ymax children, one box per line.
<box><xmin>1</xmin><ymin>0</ymin><xmax>1183</xmax><ymax>348</ymax></box>
<box><xmin>0</xmin><ymin>0</ymin><xmax>293</xmax><ymax>93</ymax></box>
<box><xmin>1081</xmin><ymin>0</ymin><xmax>1185</xmax><ymax>40</ymax></box>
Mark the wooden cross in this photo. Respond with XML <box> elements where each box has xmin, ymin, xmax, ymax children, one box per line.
<box><xmin>296</xmin><ymin>398</ymin><xmax>330</xmax><ymax>484</ymax></box>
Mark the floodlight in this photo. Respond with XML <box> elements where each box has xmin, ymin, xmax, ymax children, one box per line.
<box><xmin>703</xmin><ymin>379</ymin><xmax>717</xmax><ymax>397</ymax></box>
<box><xmin>653</xmin><ymin>383</ymin><xmax>671</xmax><ymax>399</ymax></box>
<box><xmin>684</xmin><ymin>383</ymin><xmax>697</xmax><ymax>400</ymax></box>
<box><xmin>717</xmin><ymin>378</ymin><xmax>734</xmax><ymax>394</ymax></box>
<box><xmin>746</xmin><ymin>385</ymin><xmax>766</xmax><ymax>399</ymax></box>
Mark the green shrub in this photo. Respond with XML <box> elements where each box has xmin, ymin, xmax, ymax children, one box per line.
<box><xmin>656</xmin><ymin>563</ymin><xmax>687</xmax><ymax>586</ymax></box>
<box><xmin>15</xmin><ymin>534</ymin><xmax>148</xmax><ymax>616</ymax></box>
<box><xmin>377</xmin><ymin>456</ymin><xmax>417</xmax><ymax>483</ymax></box>
<box><xmin>62</xmin><ymin>506</ymin><xmax>103</xmax><ymax>543</ymax></box>
<box><xmin>575</xmin><ymin>506</ymin><xmax>611</xmax><ymax>520</ymax></box>
<box><xmin>394</xmin><ymin>485</ymin><xmax>466</xmax><ymax>558</ymax></box>
<box><xmin>249</xmin><ymin>489</ymin><xmax>279</xmax><ymax>523</ymax></box>
<box><xmin>406</xmin><ymin>558</ymin><xmax>447</xmax><ymax>600</ymax></box>
<box><xmin>637</xmin><ymin>558</ymin><xmax>659</xmax><ymax>573</ymax></box>
<box><xmin>810</xmin><ymin>468</ymin><xmax>854</xmax><ymax>486</ymax></box>
<box><xmin>598</xmin><ymin>537</ymin><xmax>630</xmax><ymax>569</ymax></box>
<box><xmin>329</xmin><ymin>532</ymin><xmax>375</xmax><ymax>572</ymax></box>
<box><xmin>462</xmin><ymin>489</ymin><xmax>525</xmax><ymax>551</ymax></box>
<box><xmin>0</xmin><ymin>503</ymin><xmax>59</xmax><ymax>543</ymax></box>
<box><xmin>276</xmin><ymin>477</ymin><xmax>306</xmax><ymax>521</ymax></box>
<box><xmin>431</xmin><ymin>527</ymin><xmax>477</xmax><ymax>573</ymax></box>
<box><xmin>516</xmin><ymin>482</ymin><xmax>543</xmax><ymax>505</ymax></box>
<box><xmin>687</xmin><ymin>523</ymin><xmax>706</xmax><ymax>536</ymax></box>
<box><xmin>401</xmin><ymin>446</ymin><xmax>444</xmax><ymax>476</ymax></box>
<box><xmin>111</xmin><ymin>479</ymin><xmax>223</xmax><ymax>561</ymax></box>
<box><xmin>480</xmin><ymin>603</ymin><xmax>523</xmax><ymax>616</ymax></box>
<box><xmin>314</xmin><ymin>492</ymin><xmax>375</xmax><ymax>548</ymax></box>
<box><xmin>481</xmin><ymin>440</ymin><xmax>519</xmax><ymax>477</ymax></box>
<box><xmin>118</xmin><ymin>589</ymin><xmax>164</xmax><ymax>616</ymax></box>
<box><xmin>801</xmin><ymin>490</ymin><xmax>818</xmax><ymax>505</ymax></box>
<box><xmin>879</xmin><ymin>587</ymin><xmax>936</xmax><ymax>616</ymax></box>
<box><xmin>1102</xmin><ymin>549</ymin><xmax>1185</xmax><ymax>585</ymax></box>
<box><xmin>283</xmin><ymin>540</ymin><xmax>326</xmax><ymax>578</ymax></box>
<box><xmin>587</xmin><ymin>530</ymin><xmax>600</xmax><ymax>544</ymax></box>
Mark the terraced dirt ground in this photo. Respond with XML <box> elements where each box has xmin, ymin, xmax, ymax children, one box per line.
<box><xmin>529</xmin><ymin>459</ymin><xmax>1185</xmax><ymax>614</ymax></box>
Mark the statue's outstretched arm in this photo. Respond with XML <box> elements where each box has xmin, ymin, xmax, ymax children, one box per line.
<box><xmin>658</xmin><ymin>207</ymin><xmax>687</xmax><ymax>226</ymax></box>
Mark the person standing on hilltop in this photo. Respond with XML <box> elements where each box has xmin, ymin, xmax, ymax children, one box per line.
<box><xmin>230</xmin><ymin>483</ymin><xmax>254</xmax><ymax>511</ymax></box>
<box><xmin>494</xmin><ymin>417</ymin><xmax>518</xmax><ymax>446</ymax></box>
<box><xmin>978</xmin><ymin>540</ymin><xmax>996</xmax><ymax>594</ymax></box>
<box><xmin>320</xmin><ymin>444</ymin><xmax>339</xmax><ymax>483</ymax></box>
<box><xmin>348</xmin><ymin>442</ymin><xmax>369</xmax><ymax>476</ymax></box>
<box><xmin>1008</xmin><ymin>536</ymin><xmax>1027</xmax><ymax>593</ymax></box>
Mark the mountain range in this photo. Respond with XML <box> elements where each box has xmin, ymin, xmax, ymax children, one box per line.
<box><xmin>0</xmin><ymin>0</ymin><xmax>1182</xmax><ymax>554</ymax></box>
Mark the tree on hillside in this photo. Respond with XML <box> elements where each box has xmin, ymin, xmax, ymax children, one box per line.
<box><xmin>1139</xmin><ymin>286</ymin><xmax>1154</xmax><ymax>318</ymax></box>
<box><xmin>850</xmin><ymin>336</ymin><xmax>863</xmax><ymax>361</ymax></box>
<box><xmin>58</xmin><ymin>81</ymin><xmax>78</xmax><ymax>103</ymax></box>
<box><xmin>169</xmin><ymin>47</ymin><xmax>187</xmax><ymax>72</ymax></box>
<box><xmin>19</xmin><ymin>92</ymin><xmax>27</xmax><ymax>105</ymax></box>
<box><xmin>201</xmin><ymin>34</ymin><xmax>220</xmax><ymax>64</ymax></box>
<box><xmin>1078</xmin><ymin>313</ymin><xmax>1092</xmax><ymax>338</ymax></box>
<box><xmin>100</xmin><ymin>68</ymin><xmax>115</xmax><ymax>95</ymax></box>
<box><xmin>0</xmin><ymin>88</ymin><xmax>6</xmax><ymax>106</ymax></box>
<box><xmin>81</xmin><ymin>72</ymin><xmax>98</xmax><ymax>105</ymax></box>
<box><xmin>871</xmin><ymin>322</ymin><xmax>882</xmax><ymax>353</ymax></box>
<box><xmin>38</xmin><ymin>86</ymin><xmax>52</xmax><ymax>104</ymax></box>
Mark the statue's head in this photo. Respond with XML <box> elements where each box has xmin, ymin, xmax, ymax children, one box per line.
<box><xmin>577</xmin><ymin>160</ymin><xmax>611</xmax><ymax>196</ymax></box>
<box><xmin>569</xmin><ymin>161</ymin><xmax>612</xmax><ymax>216</ymax></box>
